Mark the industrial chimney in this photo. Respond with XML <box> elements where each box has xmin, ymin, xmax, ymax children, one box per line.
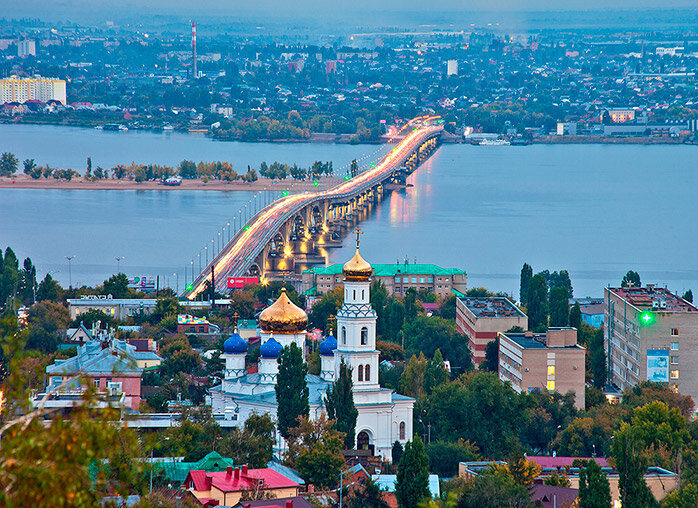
<box><xmin>191</xmin><ymin>21</ymin><xmax>197</xmax><ymax>78</ymax></box>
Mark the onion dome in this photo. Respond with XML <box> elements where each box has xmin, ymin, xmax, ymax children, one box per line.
<box><xmin>223</xmin><ymin>332</ymin><xmax>247</xmax><ymax>354</ymax></box>
<box><xmin>258</xmin><ymin>288</ymin><xmax>308</xmax><ymax>334</ymax></box>
<box><xmin>318</xmin><ymin>335</ymin><xmax>337</xmax><ymax>356</ymax></box>
<box><xmin>342</xmin><ymin>248</ymin><xmax>373</xmax><ymax>282</ymax></box>
<box><xmin>260</xmin><ymin>336</ymin><xmax>283</xmax><ymax>359</ymax></box>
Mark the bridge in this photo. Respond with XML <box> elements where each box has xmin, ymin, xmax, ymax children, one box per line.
<box><xmin>183</xmin><ymin>116</ymin><xmax>444</xmax><ymax>299</ymax></box>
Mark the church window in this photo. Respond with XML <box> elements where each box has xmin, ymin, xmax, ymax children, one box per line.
<box><xmin>361</xmin><ymin>327</ymin><xmax>368</xmax><ymax>345</ymax></box>
<box><xmin>342</xmin><ymin>326</ymin><xmax>346</xmax><ymax>344</ymax></box>
<box><xmin>358</xmin><ymin>365</ymin><xmax>364</xmax><ymax>381</ymax></box>
<box><xmin>399</xmin><ymin>421</ymin><xmax>406</xmax><ymax>440</ymax></box>
<box><xmin>362</xmin><ymin>289</ymin><xmax>365</xmax><ymax>299</ymax></box>
<box><xmin>353</xmin><ymin>290</ymin><xmax>356</xmax><ymax>299</ymax></box>
<box><xmin>365</xmin><ymin>364</ymin><xmax>371</xmax><ymax>381</ymax></box>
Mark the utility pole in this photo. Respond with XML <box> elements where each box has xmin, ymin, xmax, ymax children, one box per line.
<box><xmin>65</xmin><ymin>255</ymin><xmax>75</xmax><ymax>289</ymax></box>
<box><xmin>115</xmin><ymin>256</ymin><xmax>124</xmax><ymax>273</ymax></box>
<box><xmin>210</xmin><ymin>265</ymin><xmax>216</xmax><ymax>311</ymax></box>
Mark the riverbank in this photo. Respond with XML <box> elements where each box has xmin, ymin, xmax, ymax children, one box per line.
<box><xmin>0</xmin><ymin>174</ymin><xmax>342</xmax><ymax>191</ymax></box>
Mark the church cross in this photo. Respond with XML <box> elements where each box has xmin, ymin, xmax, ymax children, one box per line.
<box><xmin>354</xmin><ymin>227</ymin><xmax>364</xmax><ymax>249</ymax></box>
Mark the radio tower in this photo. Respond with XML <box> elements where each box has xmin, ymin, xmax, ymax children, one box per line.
<box><xmin>191</xmin><ymin>21</ymin><xmax>197</xmax><ymax>79</ymax></box>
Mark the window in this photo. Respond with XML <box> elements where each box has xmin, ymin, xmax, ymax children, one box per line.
<box><xmin>365</xmin><ymin>364</ymin><xmax>371</xmax><ymax>381</ymax></box>
<box><xmin>671</xmin><ymin>370</ymin><xmax>679</xmax><ymax>379</ymax></box>
<box><xmin>411</xmin><ymin>277</ymin><xmax>417</xmax><ymax>283</ymax></box>
<box><xmin>395</xmin><ymin>277</ymin><xmax>401</xmax><ymax>283</ymax></box>
<box><xmin>342</xmin><ymin>326</ymin><xmax>347</xmax><ymax>345</ymax></box>
<box><xmin>547</xmin><ymin>366</ymin><xmax>555</xmax><ymax>376</ymax></box>
<box><xmin>361</xmin><ymin>327</ymin><xmax>368</xmax><ymax>345</ymax></box>
<box><xmin>547</xmin><ymin>380</ymin><xmax>555</xmax><ymax>390</ymax></box>
<box><xmin>671</xmin><ymin>328</ymin><xmax>679</xmax><ymax>336</ymax></box>
<box><xmin>671</xmin><ymin>356</ymin><xmax>679</xmax><ymax>365</ymax></box>
<box><xmin>362</xmin><ymin>290</ymin><xmax>365</xmax><ymax>299</ymax></box>
<box><xmin>428</xmin><ymin>277</ymin><xmax>433</xmax><ymax>283</ymax></box>
<box><xmin>358</xmin><ymin>365</ymin><xmax>364</xmax><ymax>382</ymax></box>
<box><xmin>93</xmin><ymin>379</ymin><xmax>100</xmax><ymax>388</ymax></box>
<box><xmin>671</xmin><ymin>342</ymin><xmax>679</xmax><ymax>351</ymax></box>
<box><xmin>399</xmin><ymin>421</ymin><xmax>406</xmax><ymax>440</ymax></box>
<box><xmin>353</xmin><ymin>290</ymin><xmax>356</xmax><ymax>299</ymax></box>
<box><xmin>420</xmin><ymin>277</ymin><xmax>425</xmax><ymax>283</ymax></box>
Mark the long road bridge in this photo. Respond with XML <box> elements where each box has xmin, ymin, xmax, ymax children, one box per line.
<box><xmin>184</xmin><ymin>116</ymin><xmax>444</xmax><ymax>299</ymax></box>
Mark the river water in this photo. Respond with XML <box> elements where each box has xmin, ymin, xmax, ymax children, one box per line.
<box><xmin>1</xmin><ymin>124</ymin><xmax>697</xmax><ymax>298</ymax></box>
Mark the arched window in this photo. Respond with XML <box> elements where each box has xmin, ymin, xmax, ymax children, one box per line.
<box><xmin>365</xmin><ymin>364</ymin><xmax>371</xmax><ymax>381</ymax></box>
<box><xmin>361</xmin><ymin>327</ymin><xmax>368</xmax><ymax>345</ymax></box>
<box><xmin>358</xmin><ymin>365</ymin><xmax>364</xmax><ymax>382</ymax></box>
<box><xmin>362</xmin><ymin>289</ymin><xmax>365</xmax><ymax>299</ymax></box>
<box><xmin>341</xmin><ymin>326</ymin><xmax>347</xmax><ymax>345</ymax></box>
<box><xmin>353</xmin><ymin>289</ymin><xmax>356</xmax><ymax>300</ymax></box>
<box><xmin>399</xmin><ymin>421</ymin><xmax>406</xmax><ymax>440</ymax></box>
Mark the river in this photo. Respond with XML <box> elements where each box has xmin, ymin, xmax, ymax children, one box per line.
<box><xmin>1</xmin><ymin>124</ymin><xmax>697</xmax><ymax>298</ymax></box>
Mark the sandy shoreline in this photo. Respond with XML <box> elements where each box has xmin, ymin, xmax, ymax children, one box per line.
<box><xmin>0</xmin><ymin>175</ymin><xmax>342</xmax><ymax>191</ymax></box>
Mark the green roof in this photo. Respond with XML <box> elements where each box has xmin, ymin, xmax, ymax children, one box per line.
<box><xmin>302</xmin><ymin>286</ymin><xmax>317</xmax><ymax>296</ymax></box>
<box><xmin>155</xmin><ymin>451</ymin><xmax>235</xmax><ymax>483</ymax></box>
<box><xmin>306</xmin><ymin>263</ymin><xmax>466</xmax><ymax>277</ymax></box>
<box><xmin>237</xmin><ymin>319</ymin><xmax>257</xmax><ymax>329</ymax></box>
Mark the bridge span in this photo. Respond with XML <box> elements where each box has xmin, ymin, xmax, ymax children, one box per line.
<box><xmin>184</xmin><ymin>118</ymin><xmax>444</xmax><ymax>299</ymax></box>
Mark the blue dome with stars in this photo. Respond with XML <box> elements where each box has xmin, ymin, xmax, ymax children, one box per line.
<box><xmin>223</xmin><ymin>332</ymin><xmax>248</xmax><ymax>354</ymax></box>
<box><xmin>318</xmin><ymin>335</ymin><xmax>337</xmax><ymax>356</ymax></box>
<box><xmin>260</xmin><ymin>337</ymin><xmax>283</xmax><ymax>358</ymax></box>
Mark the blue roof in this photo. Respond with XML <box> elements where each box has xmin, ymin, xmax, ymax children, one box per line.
<box><xmin>372</xmin><ymin>474</ymin><xmax>440</xmax><ymax>498</ymax></box>
<box><xmin>260</xmin><ymin>337</ymin><xmax>283</xmax><ymax>358</ymax></box>
<box><xmin>224</xmin><ymin>332</ymin><xmax>248</xmax><ymax>354</ymax></box>
<box><xmin>318</xmin><ymin>335</ymin><xmax>337</xmax><ymax>356</ymax></box>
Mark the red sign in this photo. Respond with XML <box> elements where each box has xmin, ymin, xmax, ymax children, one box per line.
<box><xmin>227</xmin><ymin>276</ymin><xmax>259</xmax><ymax>289</ymax></box>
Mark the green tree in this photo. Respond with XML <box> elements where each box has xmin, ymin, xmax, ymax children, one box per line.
<box><xmin>179</xmin><ymin>159</ymin><xmax>197</xmax><ymax>178</ymax></box>
<box><xmin>71</xmin><ymin>309</ymin><xmax>115</xmax><ymax>329</ymax></box>
<box><xmin>579</xmin><ymin>459</ymin><xmax>612</xmax><ymax>508</ymax></box>
<box><xmin>345</xmin><ymin>477</ymin><xmax>389</xmax><ymax>508</ymax></box>
<box><xmin>403</xmin><ymin>316</ymin><xmax>472</xmax><ymax>374</ymax></box>
<box><xmin>425</xmin><ymin>440</ymin><xmax>479</xmax><ymax>477</ymax></box>
<box><xmin>400</xmin><ymin>353</ymin><xmax>427</xmax><ymax>399</ymax></box>
<box><xmin>0</xmin><ymin>152</ymin><xmax>19</xmax><ymax>176</ymax></box>
<box><xmin>520</xmin><ymin>263</ymin><xmax>532</xmax><ymax>305</ymax></box>
<box><xmin>275</xmin><ymin>343</ymin><xmax>309</xmax><ymax>440</ymax></box>
<box><xmin>424</xmin><ymin>349</ymin><xmax>449</xmax><ymax>394</ymax></box>
<box><xmin>621</xmin><ymin>270</ymin><xmax>641</xmax><ymax>288</ymax></box>
<box><xmin>570</xmin><ymin>301</ymin><xmax>582</xmax><ymax>330</ymax></box>
<box><xmin>396</xmin><ymin>436</ymin><xmax>430</xmax><ymax>508</ymax></box>
<box><xmin>682</xmin><ymin>290</ymin><xmax>693</xmax><ymax>303</ymax></box>
<box><xmin>25</xmin><ymin>301</ymin><xmax>70</xmax><ymax>353</ymax></box>
<box><xmin>286</xmin><ymin>414</ymin><xmax>344</xmax><ymax>489</ymax></box>
<box><xmin>17</xmin><ymin>257</ymin><xmax>36</xmax><ymax>305</ymax></box>
<box><xmin>308</xmin><ymin>286</ymin><xmax>343</xmax><ymax>333</ymax></box>
<box><xmin>612</xmin><ymin>424</ymin><xmax>656</xmax><ymax>508</ymax></box>
<box><xmin>527</xmin><ymin>274</ymin><xmax>549</xmax><ymax>332</ymax></box>
<box><xmin>439</xmin><ymin>295</ymin><xmax>457</xmax><ymax>320</ymax></box>
<box><xmin>392</xmin><ymin>440</ymin><xmax>404</xmax><ymax>464</ymax></box>
<box><xmin>36</xmin><ymin>273</ymin><xmax>60</xmax><ymax>302</ymax></box>
<box><xmin>661</xmin><ymin>483</ymin><xmax>698</xmax><ymax>508</ymax></box>
<box><xmin>480</xmin><ymin>338</ymin><xmax>499</xmax><ymax>372</ymax></box>
<box><xmin>371</xmin><ymin>280</ymin><xmax>389</xmax><ymax>338</ymax></box>
<box><xmin>460</xmin><ymin>467</ymin><xmax>530</xmax><ymax>508</ymax></box>
<box><xmin>102</xmin><ymin>273</ymin><xmax>131</xmax><ymax>299</ymax></box>
<box><xmin>151</xmin><ymin>297</ymin><xmax>182</xmax><ymax>323</ymax></box>
<box><xmin>549</xmin><ymin>286</ymin><xmax>570</xmax><ymax>327</ymax></box>
<box><xmin>217</xmin><ymin>413</ymin><xmax>275</xmax><ymax>468</ymax></box>
<box><xmin>325</xmin><ymin>360</ymin><xmax>358</xmax><ymax>449</ymax></box>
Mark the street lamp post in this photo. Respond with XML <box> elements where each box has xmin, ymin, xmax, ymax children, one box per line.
<box><xmin>115</xmin><ymin>256</ymin><xmax>124</xmax><ymax>273</ymax></box>
<box><xmin>150</xmin><ymin>436</ymin><xmax>170</xmax><ymax>493</ymax></box>
<box><xmin>65</xmin><ymin>256</ymin><xmax>75</xmax><ymax>289</ymax></box>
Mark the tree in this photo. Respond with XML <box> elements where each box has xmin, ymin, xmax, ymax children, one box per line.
<box><xmin>286</xmin><ymin>414</ymin><xmax>344</xmax><ymax>489</ymax></box>
<box><xmin>396</xmin><ymin>436</ymin><xmax>430</xmax><ymax>508</ymax></box>
<box><xmin>549</xmin><ymin>286</ymin><xmax>570</xmax><ymax>327</ymax></box>
<box><xmin>425</xmin><ymin>440</ymin><xmax>479</xmax><ymax>477</ymax></box>
<box><xmin>325</xmin><ymin>360</ymin><xmax>358</xmax><ymax>449</ymax></box>
<box><xmin>682</xmin><ymin>290</ymin><xmax>693</xmax><ymax>303</ymax></box>
<box><xmin>480</xmin><ymin>338</ymin><xmax>499</xmax><ymax>372</ymax></box>
<box><xmin>23</xmin><ymin>158</ymin><xmax>40</xmax><ymax>179</ymax></box>
<box><xmin>25</xmin><ymin>301</ymin><xmax>70</xmax><ymax>353</ymax></box>
<box><xmin>520</xmin><ymin>263</ymin><xmax>532</xmax><ymax>305</ymax></box>
<box><xmin>308</xmin><ymin>286</ymin><xmax>343</xmax><ymax>333</ymax></box>
<box><xmin>505</xmin><ymin>449</ymin><xmax>542</xmax><ymax>485</ymax></box>
<box><xmin>661</xmin><ymin>483</ymin><xmax>698</xmax><ymax>508</ymax></box>
<box><xmin>527</xmin><ymin>274</ymin><xmax>549</xmax><ymax>332</ymax></box>
<box><xmin>579</xmin><ymin>459</ymin><xmax>612</xmax><ymax>508</ymax></box>
<box><xmin>101</xmin><ymin>273</ymin><xmax>131</xmax><ymax>299</ymax></box>
<box><xmin>36</xmin><ymin>273</ymin><xmax>60</xmax><ymax>302</ymax></box>
<box><xmin>621</xmin><ymin>271</ymin><xmax>641</xmax><ymax>288</ymax></box>
<box><xmin>439</xmin><ymin>295</ymin><xmax>457</xmax><ymax>320</ymax></box>
<box><xmin>570</xmin><ymin>301</ymin><xmax>582</xmax><ymax>330</ymax></box>
<box><xmin>612</xmin><ymin>424</ymin><xmax>655</xmax><ymax>508</ymax></box>
<box><xmin>403</xmin><ymin>316</ymin><xmax>472</xmax><ymax>374</ymax></box>
<box><xmin>275</xmin><ymin>343</ymin><xmax>309</xmax><ymax>440</ymax></box>
<box><xmin>424</xmin><ymin>349</ymin><xmax>449</xmax><ymax>394</ymax></box>
<box><xmin>218</xmin><ymin>413</ymin><xmax>275</xmax><ymax>468</ymax></box>
<box><xmin>151</xmin><ymin>297</ymin><xmax>182</xmax><ymax>324</ymax></box>
<box><xmin>0</xmin><ymin>152</ymin><xmax>19</xmax><ymax>176</ymax></box>
<box><xmin>17</xmin><ymin>257</ymin><xmax>36</xmax><ymax>305</ymax></box>
<box><xmin>392</xmin><ymin>440</ymin><xmax>404</xmax><ymax>465</ymax></box>
<box><xmin>345</xmin><ymin>477</ymin><xmax>389</xmax><ymax>508</ymax></box>
<box><xmin>371</xmin><ymin>280</ymin><xmax>389</xmax><ymax>338</ymax></box>
<box><xmin>179</xmin><ymin>159</ymin><xmax>197</xmax><ymax>178</ymax></box>
<box><xmin>459</xmin><ymin>467</ymin><xmax>530</xmax><ymax>508</ymax></box>
<box><xmin>400</xmin><ymin>353</ymin><xmax>427</xmax><ymax>399</ymax></box>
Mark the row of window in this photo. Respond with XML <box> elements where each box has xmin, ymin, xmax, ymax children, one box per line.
<box><xmin>394</xmin><ymin>276</ymin><xmax>434</xmax><ymax>284</ymax></box>
<box><xmin>340</xmin><ymin>326</ymin><xmax>369</xmax><ymax>345</ymax></box>
<box><xmin>357</xmin><ymin>364</ymin><xmax>371</xmax><ymax>382</ymax></box>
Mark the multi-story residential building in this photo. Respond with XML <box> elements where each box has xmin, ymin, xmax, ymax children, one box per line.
<box><xmin>455</xmin><ymin>297</ymin><xmax>528</xmax><ymax>367</ymax></box>
<box><xmin>302</xmin><ymin>262</ymin><xmax>466</xmax><ymax>298</ymax></box>
<box><xmin>17</xmin><ymin>39</ymin><xmax>36</xmax><ymax>57</ymax></box>
<box><xmin>605</xmin><ymin>285</ymin><xmax>698</xmax><ymax>400</ymax></box>
<box><xmin>0</xmin><ymin>76</ymin><xmax>66</xmax><ymax>104</ymax></box>
<box><xmin>498</xmin><ymin>328</ymin><xmax>586</xmax><ymax>409</ymax></box>
<box><xmin>68</xmin><ymin>295</ymin><xmax>157</xmax><ymax>321</ymax></box>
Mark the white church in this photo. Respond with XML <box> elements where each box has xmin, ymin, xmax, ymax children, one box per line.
<box><xmin>210</xmin><ymin>243</ymin><xmax>414</xmax><ymax>458</ymax></box>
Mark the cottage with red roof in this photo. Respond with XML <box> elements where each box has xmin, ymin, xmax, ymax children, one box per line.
<box><xmin>184</xmin><ymin>465</ymin><xmax>300</xmax><ymax>506</ymax></box>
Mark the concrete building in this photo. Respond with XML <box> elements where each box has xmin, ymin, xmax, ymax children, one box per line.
<box><xmin>605</xmin><ymin>285</ymin><xmax>698</xmax><ymax>400</ymax></box>
<box><xmin>447</xmin><ymin>59</ymin><xmax>458</xmax><ymax>76</ymax></box>
<box><xmin>302</xmin><ymin>262</ymin><xmax>466</xmax><ymax>298</ymax></box>
<box><xmin>556</xmin><ymin>122</ymin><xmax>577</xmax><ymax>135</ymax></box>
<box><xmin>455</xmin><ymin>297</ymin><xmax>528</xmax><ymax>367</ymax></box>
<box><xmin>572</xmin><ymin>297</ymin><xmax>605</xmax><ymax>328</ymax></box>
<box><xmin>498</xmin><ymin>328</ymin><xmax>586</xmax><ymax>409</ymax></box>
<box><xmin>17</xmin><ymin>39</ymin><xmax>36</xmax><ymax>57</ymax></box>
<box><xmin>0</xmin><ymin>76</ymin><xmax>66</xmax><ymax>104</ymax></box>
<box><xmin>604</xmin><ymin>108</ymin><xmax>635</xmax><ymax>123</ymax></box>
<box><xmin>68</xmin><ymin>295</ymin><xmax>157</xmax><ymax>321</ymax></box>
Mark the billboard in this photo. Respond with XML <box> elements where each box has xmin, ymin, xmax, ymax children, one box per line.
<box><xmin>227</xmin><ymin>276</ymin><xmax>259</xmax><ymax>289</ymax></box>
<box><xmin>647</xmin><ymin>349</ymin><xmax>670</xmax><ymax>383</ymax></box>
<box><xmin>128</xmin><ymin>276</ymin><xmax>156</xmax><ymax>291</ymax></box>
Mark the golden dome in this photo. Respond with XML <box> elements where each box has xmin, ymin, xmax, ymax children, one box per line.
<box><xmin>343</xmin><ymin>248</ymin><xmax>373</xmax><ymax>282</ymax></box>
<box><xmin>258</xmin><ymin>288</ymin><xmax>308</xmax><ymax>334</ymax></box>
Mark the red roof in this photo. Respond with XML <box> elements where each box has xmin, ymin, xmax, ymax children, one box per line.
<box><xmin>529</xmin><ymin>456</ymin><xmax>609</xmax><ymax>469</ymax></box>
<box><xmin>188</xmin><ymin>467</ymin><xmax>299</xmax><ymax>494</ymax></box>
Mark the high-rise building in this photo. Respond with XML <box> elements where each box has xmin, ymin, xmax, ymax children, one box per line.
<box><xmin>605</xmin><ymin>285</ymin><xmax>698</xmax><ymax>399</ymax></box>
<box><xmin>447</xmin><ymin>59</ymin><xmax>458</xmax><ymax>76</ymax></box>
<box><xmin>17</xmin><ymin>39</ymin><xmax>36</xmax><ymax>57</ymax></box>
<box><xmin>0</xmin><ymin>77</ymin><xmax>66</xmax><ymax>104</ymax></box>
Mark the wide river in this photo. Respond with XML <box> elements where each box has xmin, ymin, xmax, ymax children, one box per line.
<box><xmin>1</xmin><ymin>124</ymin><xmax>696</xmax><ymax>299</ymax></box>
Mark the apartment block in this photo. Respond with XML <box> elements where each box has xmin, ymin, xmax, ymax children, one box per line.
<box><xmin>455</xmin><ymin>297</ymin><xmax>528</xmax><ymax>367</ymax></box>
<box><xmin>499</xmin><ymin>328</ymin><xmax>586</xmax><ymax>409</ymax></box>
<box><xmin>605</xmin><ymin>285</ymin><xmax>698</xmax><ymax>401</ymax></box>
<box><xmin>0</xmin><ymin>76</ymin><xmax>67</xmax><ymax>104</ymax></box>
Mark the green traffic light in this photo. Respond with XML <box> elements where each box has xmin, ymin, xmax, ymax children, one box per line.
<box><xmin>640</xmin><ymin>312</ymin><xmax>654</xmax><ymax>325</ymax></box>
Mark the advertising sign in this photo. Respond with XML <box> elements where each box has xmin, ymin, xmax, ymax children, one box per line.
<box><xmin>227</xmin><ymin>276</ymin><xmax>259</xmax><ymax>289</ymax></box>
<box><xmin>128</xmin><ymin>276</ymin><xmax>156</xmax><ymax>291</ymax></box>
<box><xmin>647</xmin><ymin>349</ymin><xmax>670</xmax><ymax>383</ymax></box>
